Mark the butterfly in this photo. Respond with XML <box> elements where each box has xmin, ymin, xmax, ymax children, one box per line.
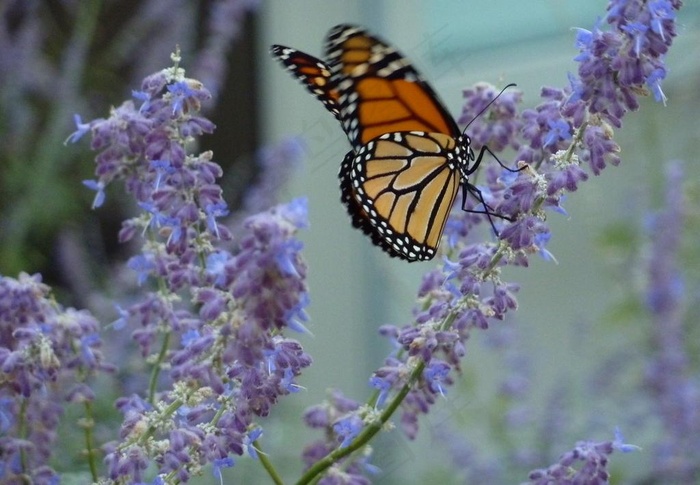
<box><xmin>271</xmin><ymin>24</ymin><xmax>500</xmax><ymax>261</ymax></box>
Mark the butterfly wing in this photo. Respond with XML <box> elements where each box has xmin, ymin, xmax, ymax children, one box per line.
<box><xmin>324</xmin><ymin>24</ymin><xmax>461</xmax><ymax>149</ymax></box>
<box><xmin>339</xmin><ymin>131</ymin><xmax>462</xmax><ymax>261</ymax></box>
<box><xmin>270</xmin><ymin>45</ymin><xmax>341</xmax><ymax>120</ymax></box>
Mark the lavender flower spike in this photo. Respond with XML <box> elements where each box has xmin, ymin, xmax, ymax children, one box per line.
<box><xmin>527</xmin><ymin>429</ymin><xmax>640</xmax><ymax>484</ymax></box>
<box><xmin>0</xmin><ymin>272</ymin><xmax>109</xmax><ymax>483</ymax></box>
<box><xmin>72</xmin><ymin>51</ymin><xmax>312</xmax><ymax>482</ymax></box>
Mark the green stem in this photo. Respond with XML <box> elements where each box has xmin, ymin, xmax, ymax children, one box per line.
<box><xmin>136</xmin><ymin>398</ymin><xmax>183</xmax><ymax>448</ymax></box>
<box><xmin>563</xmin><ymin>120</ymin><xmax>588</xmax><ymax>164</ymax></box>
<box><xmin>296</xmin><ymin>360</ymin><xmax>425</xmax><ymax>485</ymax></box>
<box><xmin>148</xmin><ymin>330</ymin><xmax>171</xmax><ymax>404</ymax></box>
<box><xmin>17</xmin><ymin>398</ymin><xmax>29</xmax><ymax>474</ymax></box>
<box><xmin>82</xmin><ymin>400</ymin><xmax>99</xmax><ymax>481</ymax></box>
<box><xmin>256</xmin><ymin>441</ymin><xmax>285</xmax><ymax>485</ymax></box>
<box><xmin>484</xmin><ymin>241</ymin><xmax>508</xmax><ymax>275</ymax></box>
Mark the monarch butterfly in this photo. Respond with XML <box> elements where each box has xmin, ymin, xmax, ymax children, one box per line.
<box><xmin>271</xmin><ymin>25</ymin><xmax>503</xmax><ymax>261</ymax></box>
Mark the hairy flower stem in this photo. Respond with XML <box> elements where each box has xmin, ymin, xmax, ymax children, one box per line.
<box><xmin>18</xmin><ymin>398</ymin><xmax>29</xmax><ymax>474</ymax></box>
<box><xmin>81</xmin><ymin>400</ymin><xmax>99</xmax><ymax>481</ymax></box>
<box><xmin>257</xmin><ymin>442</ymin><xmax>285</xmax><ymax>485</ymax></box>
<box><xmin>148</xmin><ymin>330</ymin><xmax>172</xmax><ymax>404</ymax></box>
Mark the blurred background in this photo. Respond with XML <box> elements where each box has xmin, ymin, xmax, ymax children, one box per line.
<box><xmin>1</xmin><ymin>1</ymin><xmax>699</xmax><ymax>483</ymax></box>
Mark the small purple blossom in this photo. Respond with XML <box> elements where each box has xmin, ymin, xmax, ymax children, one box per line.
<box><xmin>65</xmin><ymin>113</ymin><xmax>91</xmax><ymax>144</ymax></box>
<box><xmin>543</xmin><ymin>119</ymin><xmax>572</xmax><ymax>148</ymax></box>
<box><xmin>127</xmin><ymin>254</ymin><xmax>156</xmax><ymax>286</ymax></box>
<box><xmin>646</xmin><ymin>67</ymin><xmax>667</xmax><ymax>103</ymax></box>
<box><xmin>369</xmin><ymin>373</ymin><xmax>393</xmax><ymax>408</ymax></box>
<box><xmin>149</xmin><ymin>159</ymin><xmax>175</xmax><ymax>190</ymax></box>
<box><xmin>82</xmin><ymin>179</ymin><xmax>106</xmax><ymax>208</ymax></box>
<box><xmin>423</xmin><ymin>360</ymin><xmax>451</xmax><ymax>396</ymax></box>
<box><xmin>333</xmin><ymin>415</ymin><xmax>364</xmax><ymax>448</ymax></box>
<box><xmin>302</xmin><ymin>391</ymin><xmax>361</xmax><ymax>464</ymax></box>
<box><xmin>205</xmin><ymin>202</ymin><xmax>230</xmax><ymax>238</ymax></box>
<box><xmin>212</xmin><ymin>457</ymin><xmax>235</xmax><ymax>482</ymax></box>
<box><xmin>167</xmin><ymin>80</ymin><xmax>200</xmax><ymax>115</ymax></box>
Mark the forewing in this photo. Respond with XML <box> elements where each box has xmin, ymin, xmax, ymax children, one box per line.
<box><xmin>324</xmin><ymin>24</ymin><xmax>461</xmax><ymax>149</ymax></box>
<box><xmin>270</xmin><ymin>45</ymin><xmax>341</xmax><ymax>120</ymax></box>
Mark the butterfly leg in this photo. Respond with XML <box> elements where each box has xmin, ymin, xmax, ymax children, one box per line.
<box><xmin>467</xmin><ymin>144</ymin><xmax>523</xmax><ymax>176</ymax></box>
<box><xmin>460</xmin><ymin>181</ymin><xmax>515</xmax><ymax>238</ymax></box>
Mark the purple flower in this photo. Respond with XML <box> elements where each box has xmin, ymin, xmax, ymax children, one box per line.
<box><xmin>205</xmin><ymin>250</ymin><xmax>230</xmax><ymax>287</ymax></box>
<box><xmin>543</xmin><ymin>119</ymin><xmax>572</xmax><ymax>148</ymax></box>
<box><xmin>212</xmin><ymin>457</ymin><xmax>235</xmax><ymax>481</ymax></box>
<box><xmin>149</xmin><ymin>159</ymin><xmax>175</xmax><ymax>190</ymax></box>
<box><xmin>369</xmin><ymin>373</ymin><xmax>393</xmax><ymax>408</ymax></box>
<box><xmin>82</xmin><ymin>179</ymin><xmax>106</xmax><ymax>208</ymax></box>
<box><xmin>333</xmin><ymin>414</ymin><xmax>364</xmax><ymax>448</ymax></box>
<box><xmin>423</xmin><ymin>360</ymin><xmax>451</xmax><ymax>396</ymax></box>
<box><xmin>167</xmin><ymin>80</ymin><xmax>202</xmax><ymax>115</ymax></box>
<box><xmin>127</xmin><ymin>254</ymin><xmax>156</xmax><ymax>286</ymax></box>
<box><xmin>205</xmin><ymin>202</ymin><xmax>230</xmax><ymax>237</ymax></box>
<box><xmin>302</xmin><ymin>391</ymin><xmax>361</xmax><ymax>464</ymax></box>
<box><xmin>65</xmin><ymin>113</ymin><xmax>91</xmax><ymax>144</ymax></box>
<box><xmin>0</xmin><ymin>0</ymin><xmax>686</xmax><ymax>482</ymax></box>
<box><xmin>646</xmin><ymin>67</ymin><xmax>667</xmax><ymax>103</ymax></box>
<box><xmin>527</xmin><ymin>430</ymin><xmax>638</xmax><ymax>484</ymax></box>
<box><xmin>458</xmin><ymin>82</ymin><xmax>523</xmax><ymax>152</ymax></box>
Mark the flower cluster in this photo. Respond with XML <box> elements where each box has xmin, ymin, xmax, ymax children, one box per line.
<box><xmin>297</xmin><ymin>0</ymin><xmax>683</xmax><ymax>481</ymax></box>
<box><xmin>0</xmin><ymin>272</ymin><xmax>110</xmax><ymax>483</ymax></box>
<box><xmin>527</xmin><ymin>429</ymin><xmax>639</xmax><ymax>484</ymax></box>
<box><xmin>66</xmin><ymin>53</ymin><xmax>312</xmax><ymax>482</ymax></box>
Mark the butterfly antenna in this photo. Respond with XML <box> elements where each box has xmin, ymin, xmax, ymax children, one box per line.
<box><xmin>462</xmin><ymin>83</ymin><xmax>517</xmax><ymax>135</ymax></box>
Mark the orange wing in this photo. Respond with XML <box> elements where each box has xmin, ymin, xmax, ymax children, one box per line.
<box><xmin>324</xmin><ymin>24</ymin><xmax>461</xmax><ymax>149</ymax></box>
<box><xmin>339</xmin><ymin>132</ymin><xmax>461</xmax><ymax>261</ymax></box>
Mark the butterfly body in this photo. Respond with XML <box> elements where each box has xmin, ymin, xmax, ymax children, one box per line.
<box><xmin>271</xmin><ymin>25</ymin><xmax>486</xmax><ymax>261</ymax></box>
